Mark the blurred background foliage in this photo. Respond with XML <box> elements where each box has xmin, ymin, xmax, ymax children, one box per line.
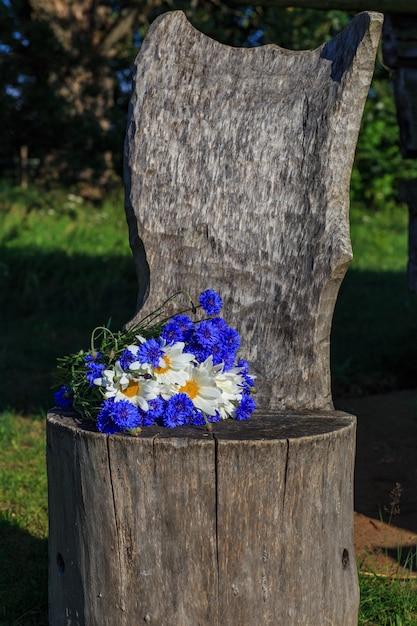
<box><xmin>1</xmin><ymin>1</ymin><xmax>417</xmax><ymax>410</ymax></box>
<box><xmin>1</xmin><ymin>0</ymin><xmax>417</xmax><ymax>209</ymax></box>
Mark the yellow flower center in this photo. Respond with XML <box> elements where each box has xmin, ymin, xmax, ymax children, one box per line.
<box><xmin>154</xmin><ymin>354</ymin><xmax>171</xmax><ymax>374</ymax></box>
<box><xmin>122</xmin><ymin>380</ymin><xmax>139</xmax><ymax>398</ymax></box>
<box><xmin>179</xmin><ymin>379</ymin><xmax>199</xmax><ymax>400</ymax></box>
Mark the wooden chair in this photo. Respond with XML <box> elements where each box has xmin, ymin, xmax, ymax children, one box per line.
<box><xmin>48</xmin><ymin>11</ymin><xmax>382</xmax><ymax>624</ymax></box>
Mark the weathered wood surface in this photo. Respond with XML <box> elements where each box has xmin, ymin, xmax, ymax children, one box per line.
<box><xmin>124</xmin><ymin>10</ymin><xmax>383</xmax><ymax>411</ymax></box>
<box><xmin>47</xmin><ymin>410</ymin><xmax>358</xmax><ymax>625</ymax></box>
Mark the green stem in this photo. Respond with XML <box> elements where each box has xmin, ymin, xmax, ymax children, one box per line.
<box><xmin>136</xmin><ymin>291</ymin><xmax>198</xmax><ymax>327</ymax></box>
<box><xmin>91</xmin><ymin>326</ymin><xmax>115</xmax><ymax>356</ymax></box>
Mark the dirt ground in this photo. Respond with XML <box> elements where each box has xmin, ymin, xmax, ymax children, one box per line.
<box><xmin>335</xmin><ymin>390</ymin><xmax>417</xmax><ymax>577</ymax></box>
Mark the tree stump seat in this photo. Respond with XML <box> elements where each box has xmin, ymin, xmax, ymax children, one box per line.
<box><xmin>47</xmin><ymin>10</ymin><xmax>383</xmax><ymax>625</ymax></box>
<box><xmin>48</xmin><ymin>409</ymin><xmax>357</xmax><ymax>625</ymax></box>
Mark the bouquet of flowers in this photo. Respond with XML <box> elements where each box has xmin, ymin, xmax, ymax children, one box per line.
<box><xmin>54</xmin><ymin>290</ymin><xmax>256</xmax><ymax>434</ymax></box>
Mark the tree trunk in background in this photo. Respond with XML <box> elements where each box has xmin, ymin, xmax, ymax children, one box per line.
<box><xmin>27</xmin><ymin>0</ymin><xmax>141</xmax><ymax>192</ymax></box>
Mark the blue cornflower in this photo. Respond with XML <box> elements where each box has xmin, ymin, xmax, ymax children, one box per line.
<box><xmin>222</xmin><ymin>326</ymin><xmax>240</xmax><ymax>352</ymax></box>
<box><xmin>161</xmin><ymin>319</ymin><xmax>184</xmax><ymax>344</ymax></box>
<box><xmin>235</xmin><ymin>395</ymin><xmax>256</xmax><ymax>421</ymax></box>
<box><xmin>84</xmin><ymin>351</ymin><xmax>105</xmax><ymax>386</ymax></box>
<box><xmin>186</xmin><ymin>336</ymin><xmax>211</xmax><ymax>364</ymax></box>
<box><xmin>207</xmin><ymin>411</ymin><xmax>221</xmax><ymax>423</ymax></box>
<box><xmin>190</xmin><ymin>410</ymin><xmax>206</xmax><ymax>426</ymax></box>
<box><xmin>219</xmin><ymin>326</ymin><xmax>241</xmax><ymax>370</ymax></box>
<box><xmin>143</xmin><ymin>396</ymin><xmax>166</xmax><ymax>426</ymax></box>
<box><xmin>84</xmin><ymin>351</ymin><xmax>103</xmax><ymax>363</ymax></box>
<box><xmin>163</xmin><ymin>393</ymin><xmax>194</xmax><ymax>427</ymax></box>
<box><xmin>199</xmin><ymin>290</ymin><xmax>223</xmax><ymax>315</ymax></box>
<box><xmin>237</xmin><ymin>359</ymin><xmax>255</xmax><ymax>391</ymax></box>
<box><xmin>210</xmin><ymin>317</ymin><xmax>228</xmax><ymax>331</ymax></box>
<box><xmin>54</xmin><ymin>385</ymin><xmax>74</xmax><ymax>409</ymax></box>
<box><xmin>119</xmin><ymin>349</ymin><xmax>137</xmax><ymax>370</ymax></box>
<box><xmin>85</xmin><ymin>361</ymin><xmax>105</xmax><ymax>386</ymax></box>
<box><xmin>111</xmin><ymin>399</ymin><xmax>142</xmax><ymax>430</ymax></box>
<box><xmin>209</xmin><ymin>342</ymin><xmax>226</xmax><ymax>366</ymax></box>
<box><xmin>195</xmin><ymin>320</ymin><xmax>220</xmax><ymax>349</ymax></box>
<box><xmin>137</xmin><ymin>338</ymin><xmax>164</xmax><ymax>367</ymax></box>
<box><xmin>237</xmin><ymin>358</ymin><xmax>249</xmax><ymax>371</ymax></box>
<box><xmin>172</xmin><ymin>315</ymin><xmax>195</xmax><ymax>341</ymax></box>
<box><xmin>96</xmin><ymin>400</ymin><xmax>122</xmax><ymax>434</ymax></box>
<box><xmin>198</xmin><ymin>318</ymin><xmax>226</xmax><ymax>363</ymax></box>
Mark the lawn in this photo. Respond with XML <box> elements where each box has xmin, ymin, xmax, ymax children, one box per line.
<box><xmin>1</xmin><ymin>183</ymin><xmax>417</xmax><ymax>624</ymax></box>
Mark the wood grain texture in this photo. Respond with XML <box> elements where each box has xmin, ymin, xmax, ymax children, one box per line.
<box><xmin>47</xmin><ymin>414</ymin><xmax>121</xmax><ymax>625</ymax></box>
<box><xmin>47</xmin><ymin>410</ymin><xmax>358</xmax><ymax>625</ymax></box>
<box><xmin>124</xmin><ymin>10</ymin><xmax>383</xmax><ymax>411</ymax></box>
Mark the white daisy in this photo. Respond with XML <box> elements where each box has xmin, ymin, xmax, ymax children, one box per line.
<box><xmin>98</xmin><ymin>361</ymin><xmax>158</xmax><ymax>411</ymax></box>
<box><xmin>214</xmin><ymin>366</ymin><xmax>244</xmax><ymax>403</ymax></box>
<box><xmin>217</xmin><ymin>401</ymin><xmax>237</xmax><ymax>421</ymax></box>
<box><xmin>152</xmin><ymin>341</ymin><xmax>195</xmax><ymax>385</ymax></box>
<box><xmin>176</xmin><ymin>359</ymin><xmax>222</xmax><ymax>416</ymax></box>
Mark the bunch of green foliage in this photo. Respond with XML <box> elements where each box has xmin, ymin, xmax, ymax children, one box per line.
<box><xmin>352</xmin><ymin>68</ymin><xmax>417</xmax><ymax>215</ymax></box>
<box><xmin>3</xmin><ymin>0</ymin><xmax>414</xmax><ymax>221</ymax></box>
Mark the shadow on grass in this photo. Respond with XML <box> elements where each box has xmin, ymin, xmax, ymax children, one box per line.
<box><xmin>2</xmin><ymin>244</ymin><xmax>417</xmax><ymax>412</ymax></box>
<box><xmin>0</xmin><ymin>515</ymin><xmax>48</xmax><ymax>625</ymax></box>
<box><xmin>0</xmin><ymin>246</ymin><xmax>138</xmax><ymax>414</ymax></box>
<box><xmin>384</xmin><ymin>546</ymin><xmax>417</xmax><ymax>573</ymax></box>
<box><xmin>331</xmin><ymin>268</ymin><xmax>417</xmax><ymax>396</ymax></box>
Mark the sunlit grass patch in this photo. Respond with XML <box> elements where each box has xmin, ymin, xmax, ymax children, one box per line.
<box><xmin>0</xmin><ymin>411</ymin><xmax>48</xmax><ymax>624</ymax></box>
<box><xmin>359</xmin><ymin>570</ymin><xmax>417</xmax><ymax>625</ymax></box>
<box><xmin>0</xmin><ymin>411</ymin><xmax>47</xmax><ymax>537</ymax></box>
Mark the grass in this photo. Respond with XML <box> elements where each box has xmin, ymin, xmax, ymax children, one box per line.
<box><xmin>358</xmin><ymin>571</ymin><xmax>417</xmax><ymax>625</ymax></box>
<box><xmin>1</xmin><ymin>182</ymin><xmax>417</xmax><ymax>623</ymax></box>
<box><xmin>331</xmin><ymin>201</ymin><xmax>417</xmax><ymax>395</ymax></box>
<box><xmin>0</xmin><ymin>412</ymin><xmax>48</xmax><ymax>625</ymax></box>
<box><xmin>0</xmin><ymin>184</ymin><xmax>137</xmax><ymax>414</ymax></box>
